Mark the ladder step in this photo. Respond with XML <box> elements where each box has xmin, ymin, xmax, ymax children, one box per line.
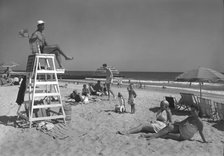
<box><xmin>34</xmin><ymin>92</ymin><xmax>60</xmax><ymax>97</ymax></box>
<box><xmin>30</xmin><ymin>115</ymin><xmax>65</xmax><ymax>122</ymax></box>
<box><xmin>33</xmin><ymin>104</ymin><xmax>63</xmax><ymax>109</ymax></box>
<box><xmin>36</xmin><ymin>69</ymin><xmax>65</xmax><ymax>74</ymax></box>
<box><xmin>35</xmin><ymin>54</ymin><xmax>55</xmax><ymax>59</ymax></box>
<box><xmin>56</xmin><ymin>69</ymin><xmax>65</xmax><ymax>74</ymax></box>
<box><xmin>36</xmin><ymin>70</ymin><xmax>58</xmax><ymax>74</ymax></box>
<box><xmin>35</xmin><ymin>81</ymin><xmax>58</xmax><ymax>85</ymax></box>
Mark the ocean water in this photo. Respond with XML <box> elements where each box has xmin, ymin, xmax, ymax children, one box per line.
<box><xmin>63</xmin><ymin>71</ymin><xmax>182</xmax><ymax>81</ymax></box>
<box><xmin>120</xmin><ymin>71</ymin><xmax>181</xmax><ymax>81</ymax></box>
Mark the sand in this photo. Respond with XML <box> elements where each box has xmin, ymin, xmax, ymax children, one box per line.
<box><xmin>0</xmin><ymin>81</ymin><xmax>224</xmax><ymax>156</ymax></box>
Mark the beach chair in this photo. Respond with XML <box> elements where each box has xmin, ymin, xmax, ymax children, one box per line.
<box><xmin>214</xmin><ymin>102</ymin><xmax>224</xmax><ymax>121</ymax></box>
<box><xmin>176</xmin><ymin>93</ymin><xmax>198</xmax><ymax>111</ymax></box>
<box><xmin>165</xmin><ymin>96</ymin><xmax>178</xmax><ymax>109</ymax></box>
<box><xmin>197</xmin><ymin>97</ymin><xmax>217</xmax><ymax>121</ymax></box>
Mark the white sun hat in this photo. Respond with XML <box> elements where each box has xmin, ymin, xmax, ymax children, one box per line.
<box><xmin>37</xmin><ymin>20</ymin><xmax>45</xmax><ymax>25</ymax></box>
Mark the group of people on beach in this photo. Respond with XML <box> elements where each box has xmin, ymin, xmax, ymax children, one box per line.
<box><xmin>26</xmin><ymin>20</ymin><xmax>210</xmax><ymax>144</ymax></box>
<box><xmin>101</xmin><ymin>63</ymin><xmax>138</xmax><ymax>114</ymax></box>
<box><xmin>68</xmin><ymin>63</ymin><xmax>138</xmax><ymax>114</ymax></box>
<box><xmin>69</xmin><ymin>81</ymin><xmax>107</xmax><ymax>103</ymax></box>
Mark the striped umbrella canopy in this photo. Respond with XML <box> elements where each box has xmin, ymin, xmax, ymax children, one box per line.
<box><xmin>175</xmin><ymin>67</ymin><xmax>224</xmax><ymax>99</ymax></box>
<box><xmin>0</xmin><ymin>62</ymin><xmax>19</xmax><ymax>68</ymax></box>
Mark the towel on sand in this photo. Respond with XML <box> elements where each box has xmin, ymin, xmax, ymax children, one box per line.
<box><xmin>40</xmin><ymin>123</ymin><xmax>72</xmax><ymax>140</ymax></box>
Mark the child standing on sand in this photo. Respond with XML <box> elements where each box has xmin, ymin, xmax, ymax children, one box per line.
<box><xmin>115</xmin><ymin>92</ymin><xmax>126</xmax><ymax>113</ymax></box>
<box><xmin>127</xmin><ymin>83</ymin><xmax>137</xmax><ymax>114</ymax></box>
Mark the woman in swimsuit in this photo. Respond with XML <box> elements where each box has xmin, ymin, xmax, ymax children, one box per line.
<box><xmin>141</xmin><ymin>104</ymin><xmax>208</xmax><ymax>143</ymax></box>
<box><xmin>117</xmin><ymin>100</ymin><xmax>172</xmax><ymax>134</ymax></box>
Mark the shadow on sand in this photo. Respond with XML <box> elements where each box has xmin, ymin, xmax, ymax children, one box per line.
<box><xmin>212</xmin><ymin>120</ymin><xmax>224</xmax><ymax>131</ymax></box>
<box><xmin>104</xmin><ymin>109</ymin><xmax>131</xmax><ymax>114</ymax></box>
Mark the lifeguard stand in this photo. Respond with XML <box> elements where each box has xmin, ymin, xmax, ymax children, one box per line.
<box><xmin>18</xmin><ymin>42</ymin><xmax>66</xmax><ymax>128</ymax></box>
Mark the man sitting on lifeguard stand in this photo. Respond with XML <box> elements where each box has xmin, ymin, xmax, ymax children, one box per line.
<box><xmin>29</xmin><ymin>20</ymin><xmax>73</xmax><ymax>69</ymax></box>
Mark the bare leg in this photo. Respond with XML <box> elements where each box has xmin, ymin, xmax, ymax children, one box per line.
<box><xmin>106</xmin><ymin>83</ymin><xmax>111</xmax><ymax>100</ymax></box>
<box><xmin>43</xmin><ymin>45</ymin><xmax>73</xmax><ymax>60</ymax></box>
<box><xmin>117</xmin><ymin>124</ymin><xmax>155</xmax><ymax>135</ymax></box>
<box><xmin>54</xmin><ymin>45</ymin><xmax>73</xmax><ymax>60</ymax></box>
<box><xmin>52</xmin><ymin>50</ymin><xmax>63</xmax><ymax>68</ymax></box>
<box><xmin>133</xmin><ymin>104</ymin><xmax>136</xmax><ymax>113</ymax></box>
<box><xmin>109</xmin><ymin>90</ymin><xmax>115</xmax><ymax>98</ymax></box>
<box><xmin>131</xmin><ymin>105</ymin><xmax>136</xmax><ymax>114</ymax></box>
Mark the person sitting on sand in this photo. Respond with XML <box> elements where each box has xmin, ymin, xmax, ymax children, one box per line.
<box><xmin>93</xmin><ymin>80</ymin><xmax>104</xmax><ymax>93</ymax></box>
<box><xmin>127</xmin><ymin>83</ymin><xmax>137</xmax><ymax>114</ymax></box>
<box><xmin>82</xmin><ymin>84</ymin><xmax>90</xmax><ymax>97</ymax></box>
<box><xmin>117</xmin><ymin>100</ymin><xmax>172</xmax><ymax>134</ymax></box>
<box><xmin>88</xmin><ymin>83</ymin><xmax>102</xmax><ymax>96</ymax></box>
<box><xmin>70</xmin><ymin>90</ymin><xmax>89</xmax><ymax>103</ymax></box>
<box><xmin>115</xmin><ymin>92</ymin><xmax>126</xmax><ymax>113</ymax></box>
<box><xmin>139</xmin><ymin>104</ymin><xmax>209</xmax><ymax>143</ymax></box>
<box><xmin>70</xmin><ymin>90</ymin><xmax>83</xmax><ymax>102</ymax></box>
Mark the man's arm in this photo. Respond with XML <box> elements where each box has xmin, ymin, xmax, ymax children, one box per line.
<box><xmin>166</xmin><ymin>109</ymin><xmax>173</xmax><ymax>123</ymax></box>
<box><xmin>197</xmin><ymin>120</ymin><xmax>207</xmax><ymax>143</ymax></box>
<box><xmin>199</xmin><ymin>130</ymin><xmax>207</xmax><ymax>143</ymax></box>
<box><xmin>29</xmin><ymin>32</ymin><xmax>38</xmax><ymax>43</ymax></box>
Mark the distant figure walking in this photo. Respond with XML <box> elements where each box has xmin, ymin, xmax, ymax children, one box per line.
<box><xmin>29</xmin><ymin>20</ymin><xmax>73</xmax><ymax>68</ymax></box>
<box><xmin>103</xmin><ymin>63</ymin><xmax>115</xmax><ymax>100</ymax></box>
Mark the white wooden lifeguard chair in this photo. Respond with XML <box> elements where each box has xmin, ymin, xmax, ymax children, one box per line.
<box><xmin>18</xmin><ymin>42</ymin><xmax>66</xmax><ymax>128</ymax></box>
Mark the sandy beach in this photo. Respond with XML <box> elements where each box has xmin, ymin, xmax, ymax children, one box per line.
<box><xmin>0</xmin><ymin>81</ymin><xmax>224</xmax><ymax>156</ymax></box>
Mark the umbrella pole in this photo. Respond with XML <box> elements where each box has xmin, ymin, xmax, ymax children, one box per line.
<box><xmin>199</xmin><ymin>82</ymin><xmax>202</xmax><ymax>101</ymax></box>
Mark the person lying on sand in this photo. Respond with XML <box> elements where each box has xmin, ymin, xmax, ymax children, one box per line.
<box><xmin>117</xmin><ymin>100</ymin><xmax>172</xmax><ymax>134</ymax></box>
<box><xmin>139</xmin><ymin>104</ymin><xmax>209</xmax><ymax>143</ymax></box>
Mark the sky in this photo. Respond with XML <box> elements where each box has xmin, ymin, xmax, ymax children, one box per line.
<box><xmin>0</xmin><ymin>0</ymin><xmax>224</xmax><ymax>72</ymax></box>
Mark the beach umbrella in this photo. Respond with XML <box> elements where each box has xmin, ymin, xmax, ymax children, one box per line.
<box><xmin>0</xmin><ymin>62</ymin><xmax>19</xmax><ymax>68</ymax></box>
<box><xmin>175</xmin><ymin>67</ymin><xmax>224</xmax><ymax>99</ymax></box>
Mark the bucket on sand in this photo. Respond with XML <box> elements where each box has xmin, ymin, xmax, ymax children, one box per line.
<box><xmin>63</xmin><ymin>104</ymin><xmax>72</xmax><ymax>122</ymax></box>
